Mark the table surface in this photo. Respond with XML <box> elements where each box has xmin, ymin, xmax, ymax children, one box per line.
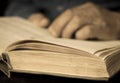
<box><xmin>0</xmin><ymin>71</ymin><xmax>120</xmax><ymax>83</ymax></box>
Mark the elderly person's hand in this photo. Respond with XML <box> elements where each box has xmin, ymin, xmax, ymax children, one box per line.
<box><xmin>28</xmin><ymin>13</ymin><xmax>50</xmax><ymax>28</ymax></box>
<box><xmin>48</xmin><ymin>2</ymin><xmax>120</xmax><ymax>40</ymax></box>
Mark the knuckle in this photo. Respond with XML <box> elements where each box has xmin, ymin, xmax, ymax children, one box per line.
<box><xmin>63</xmin><ymin>9</ymin><xmax>73</xmax><ymax>16</ymax></box>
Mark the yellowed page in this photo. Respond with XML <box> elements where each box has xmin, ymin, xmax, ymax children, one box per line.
<box><xmin>0</xmin><ymin>17</ymin><xmax>48</xmax><ymax>54</ymax></box>
<box><xmin>0</xmin><ymin>17</ymin><xmax>120</xmax><ymax>56</ymax></box>
<box><xmin>8</xmin><ymin>50</ymin><xmax>108</xmax><ymax>80</ymax></box>
<box><xmin>40</xmin><ymin>38</ymin><xmax>120</xmax><ymax>55</ymax></box>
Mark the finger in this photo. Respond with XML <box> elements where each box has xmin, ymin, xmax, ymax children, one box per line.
<box><xmin>62</xmin><ymin>16</ymin><xmax>87</xmax><ymax>38</ymax></box>
<box><xmin>38</xmin><ymin>17</ymin><xmax>50</xmax><ymax>28</ymax></box>
<box><xmin>48</xmin><ymin>9</ymin><xmax>73</xmax><ymax>37</ymax></box>
<box><xmin>28</xmin><ymin>13</ymin><xmax>48</xmax><ymax>28</ymax></box>
<box><xmin>28</xmin><ymin>13</ymin><xmax>44</xmax><ymax>22</ymax></box>
<box><xmin>75</xmin><ymin>25</ymin><xmax>96</xmax><ymax>40</ymax></box>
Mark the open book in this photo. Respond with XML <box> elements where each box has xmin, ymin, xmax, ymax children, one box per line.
<box><xmin>0</xmin><ymin>17</ymin><xmax>120</xmax><ymax>81</ymax></box>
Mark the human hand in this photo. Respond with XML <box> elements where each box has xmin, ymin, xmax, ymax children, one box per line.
<box><xmin>48</xmin><ymin>2</ymin><xmax>120</xmax><ymax>40</ymax></box>
<box><xmin>28</xmin><ymin>13</ymin><xmax>50</xmax><ymax>28</ymax></box>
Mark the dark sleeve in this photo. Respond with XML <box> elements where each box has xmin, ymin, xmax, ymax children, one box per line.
<box><xmin>5</xmin><ymin>0</ymin><xmax>40</xmax><ymax>18</ymax></box>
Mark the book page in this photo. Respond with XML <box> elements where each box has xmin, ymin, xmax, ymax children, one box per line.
<box><xmin>8</xmin><ymin>50</ymin><xmax>108</xmax><ymax>80</ymax></box>
<box><xmin>0</xmin><ymin>17</ymin><xmax>120</xmax><ymax>56</ymax></box>
<box><xmin>38</xmin><ymin>38</ymin><xmax>120</xmax><ymax>55</ymax></box>
<box><xmin>0</xmin><ymin>17</ymin><xmax>49</xmax><ymax>54</ymax></box>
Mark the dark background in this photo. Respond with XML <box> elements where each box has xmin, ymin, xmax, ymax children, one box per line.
<box><xmin>0</xmin><ymin>0</ymin><xmax>9</xmax><ymax>16</ymax></box>
<box><xmin>0</xmin><ymin>71</ymin><xmax>120</xmax><ymax>83</ymax></box>
<box><xmin>0</xmin><ymin>0</ymin><xmax>120</xmax><ymax>83</ymax></box>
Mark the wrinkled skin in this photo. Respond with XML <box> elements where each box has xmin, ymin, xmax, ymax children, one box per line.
<box><xmin>48</xmin><ymin>2</ymin><xmax>120</xmax><ymax>40</ymax></box>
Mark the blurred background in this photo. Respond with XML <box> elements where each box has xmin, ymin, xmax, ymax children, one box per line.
<box><xmin>0</xmin><ymin>0</ymin><xmax>9</xmax><ymax>16</ymax></box>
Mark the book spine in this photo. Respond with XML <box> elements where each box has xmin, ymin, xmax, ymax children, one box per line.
<box><xmin>0</xmin><ymin>53</ymin><xmax>12</xmax><ymax>77</ymax></box>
